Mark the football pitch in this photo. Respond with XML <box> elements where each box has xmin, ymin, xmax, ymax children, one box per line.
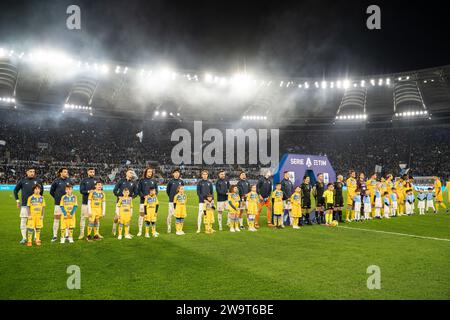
<box><xmin>1</xmin><ymin>190</ymin><xmax>449</xmax><ymax>300</ymax></box>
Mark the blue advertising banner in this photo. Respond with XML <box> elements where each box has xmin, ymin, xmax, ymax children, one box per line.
<box><xmin>273</xmin><ymin>154</ymin><xmax>336</xmax><ymax>186</ymax></box>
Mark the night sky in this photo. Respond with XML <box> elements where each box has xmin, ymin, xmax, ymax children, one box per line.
<box><xmin>0</xmin><ymin>0</ymin><xmax>449</xmax><ymax>78</ymax></box>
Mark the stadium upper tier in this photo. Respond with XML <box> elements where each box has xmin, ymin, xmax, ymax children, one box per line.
<box><xmin>0</xmin><ymin>48</ymin><xmax>450</xmax><ymax>123</ymax></box>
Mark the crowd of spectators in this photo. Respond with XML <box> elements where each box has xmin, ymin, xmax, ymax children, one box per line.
<box><xmin>1</xmin><ymin>110</ymin><xmax>448</xmax><ymax>184</ymax></box>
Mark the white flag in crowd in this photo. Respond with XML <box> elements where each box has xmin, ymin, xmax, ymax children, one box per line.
<box><xmin>136</xmin><ymin>131</ymin><xmax>143</xmax><ymax>143</ymax></box>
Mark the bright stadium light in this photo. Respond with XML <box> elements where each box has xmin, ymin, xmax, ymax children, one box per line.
<box><xmin>378</xmin><ymin>78</ymin><xmax>383</xmax><ymax>86</ymax></box>
<box><xmin>336</xmin><ymin>81</ymin><xmax>341</xmax><ymax>88</ymax></box>
<box><xmin>204</xmin><ymin>73</ymin><xmax>213</xmax><ymax>83</ymax></box>
<box><xmin>370</xmin><ymin>79</ymin><xmax>375</xmax><ymax>86</ymax></box>
<box><xmin>161</xmin><ymin>111</ymin><xmax>167</xmax><ymax>117</ymax></box>
<box><xmin>0</xmin><ymin>48</ymin><xmax>4</xmax><ymax>57</ymax></box>
<box><xmin>321</xmin><ymin>81</ymin><xmax>327</xmax><ymax>89</ymax></box>
<box><xmin>154</xmin><ymin>111</ymin><xmax>160</xmax><ymax>116</ymax></box>
<box><xmin>343</xmin><ymin>80</ymin><xmax>350</xmax><ymax>89</ymax></box>
<box><xmin>314</xmin><ymin>81</ymin><xmax>319</xmax><ymax>88</ymax></box>
<box><xmin>304</xmin><ymin>82</ymin><xmax>309</xmax><ymax>89</ymax></box>
<box><xmin>360</xmin><ymin>80</ymin><xmax>366</xmax><ymax>87</ymax></box>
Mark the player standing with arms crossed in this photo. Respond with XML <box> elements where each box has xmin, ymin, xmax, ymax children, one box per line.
<box><xmin>215</xmin><ymin>170</ymin><xmax>230</xmax><ymax>231</ymax></box>
<box><xmin>196</xmin><ymin>170</ymin><xmax>214</xmax><ymax>233</ymax></box>
<box><xmin>166</xmin><ymin>169</ymin><xmax>184</xmax><ymax>233</ymax></box>
<box><xmin>112</xmin><ymin>169</ymin><xmax>138</xmax><ymax>236</ymax></box>
<box><xmin>49</xmin><ymin>168</ymin><xmax>73</xmax><ymax>242</ymax></box>
<box><xmin>137</xmin><ymin>167</ymin><xmax>158</xmax><ymax>236</ymax></box>
<box><xmin>13</xmin><ymin>167</ymin><xmax>43</xmax><ymax>244</ymax></box>
<box><xmin>78</xmin><ymin>168</ymin><xmax>97</xmax><ymax>240</ymax></box>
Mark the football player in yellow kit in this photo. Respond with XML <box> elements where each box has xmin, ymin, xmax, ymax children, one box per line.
<box><xmin>144</xmin><ymin>187</ymin><xmax>159</xmax><ymax>238</ymax></box>
<box><xmin>290</xmin><ymin>186</ymin><xmax>302</xmax><ymax>229</ymax></box>
<box><xmin>174</xmin><ymin>185</ymin><xmax>187</xmax><ymax>235</ymax></box>
<box><xmin>87</xmin><ymin>181</ymin><xmax>106</xmax><ymax>241</ymax></box>
<box><xmin>271</xmin><ymin>183</ymin><xmax>284</xmax><ymax>228</ymax></box>
<box><xmin>116</xmin><ymin>188</ymin><xmax>133</xmax><ymax>240</ymax></box>
<box><xmin>59</xmin><ymin>184</ymin><xmax>78</xmax><ymax>244</ymax></box>
<box><xmin>246</xmin><ymin>185</ymin><xmax>259</xmax><ymax>232</ymax></box>
<box><xmin>345</xmin><ymin>170</ymin><xmax>357</xmax><ymax>222</ymax></box>
<box><xmin>433</xmin><ymin>176</ymin><xmax>448</xmax><ymax>213</ymax></box>
<box><xmin>395</xmin><ymin>176</ymin><xmax>406</xmax><ymax>216</ymax></box>
<box><xmin>446</xmin><ymin>179</ymin><xmax>450</xmax><ymax>203</ymax></box>
<box><xmin>26</xmin><ymin>185</ymin><xmax>45</xmax><ymax>247</ymax></box>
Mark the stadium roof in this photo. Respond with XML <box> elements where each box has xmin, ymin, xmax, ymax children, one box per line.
<box><xmin>1</xmin><ymin>49</ymin><xmax>450</xmax><ymax>125</ymax></box>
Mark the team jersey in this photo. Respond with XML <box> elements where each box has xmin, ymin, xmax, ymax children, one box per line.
<box><xmin>395</xmin><ymin>181</ymin><xmax>405</xmax><ymax>200</ymax></box>
<box><xmin>174</xmin><ymin>192</ymin><xmax>187</xmax><ymax>218</ymax></box>
<box><xmin>334</xmin><ymin>181</ymin><xmax>344</xmax><ymax>198</ymax></box>
<box><xmin>60</xmin><ymin>194</ymin><xmax>78</xmax><ymax>217</ymax></box>
<box><xmin>323</xmin><ymin>189</ymin><xmax>334</xmax><ymax>204</ymax></box>
<box><xmin>346</xmin><ymin>177</ymin><xmax>357</xmax><ymax>198</ymax></box>
<box><xmin>117</xmin><ymin>196</ymin><xmax>133</xmax><ymax>216</ymax></box>
<box><xmin>246</xmin><ymin>191</ymin><xmax>259</xmax><ymax>215</ymax></box>
<box><xmin>145</xmin><ymin>195</ymin><xmax>159</xmax><ymax>215</ymax></box>
<box><xmin>417</xmin><ymin>193</ymin><xmax>426</xmax><ymax>201</ymax></box>
<box><xmin>88</xmin><ymin>191</ymin><xmax>106</xmax><ymax>216</ymax></box>
<box><xmin>367</xmin><ymin>179</ymin><xmax>378</xmax><ymax>198</ymax></box>
<box><xmin>301</xmin><ymin>183</ymin><xmax>312</xmax><ymax>203</ymax></box>
<box><xmin>434</xmin><ymin>180</ymin><xmax>443</xmax><ymax>201</ymax></box>
<box><xmin>406</xmin><ymin>194</ymin><xmax>415</xmax><ymax>204</ymax></box>
<box><xmin>27</xmin><ymin>195</ymin><xmax>46</xmax><ymax>215</ymax></box>
<box><xmin>384</xmin><ymin>196</ymin><xmax>390</xmax><ymax>206</ymax></box>
<box><xmin>353</xmin><ymin>195</ymin><xmax>361</xmax><ymax>203</ymax></box>
<box><xmin>390</xmin><ymin>193</ymin><xmax>398</xmax><ymax>202</ymax></box>
<box><xmin>363</xmin><ymin>195</ymin><xmax>371</xmax><ymax>204</ymax></box>
<box><xmin>204</xmin><ymin>199</ymin><xmax>215</xmax><ymax>213</ymax></box>
<box><xmin>290</xmin><ymin>192</ymin><xmax>302</xmax><ymax>217</ymax></box>
<box><xmin>426</xmin><ymin>192</ymin><xmax>434</xmax><ymax>200</ymax></box>
<box><xmin>271</xmin><ymin>190</ymin><xmax>284</xmax><ymax>215</ymax></box>
<box><xmin>228</xmin><ymin>193</ymin><xmax>240</xmax><ymax>214</ymax></box>
<box><xmin>375</xmin><ymin>190</ymin><xmax>381</xmax><ymax>200</ymax></box>
<box><xmin>386</xmin><ymin>179</ymin><xmax>394</xmax><ymax>194</ymax></box>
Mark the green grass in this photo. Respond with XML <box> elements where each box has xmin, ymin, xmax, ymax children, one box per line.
<box><xmin>1</xmin><ymin>190</ymin><xmax>449</xmax><ymax>300</ymax></box>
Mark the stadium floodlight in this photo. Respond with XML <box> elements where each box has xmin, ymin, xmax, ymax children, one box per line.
<box><xmin>343</xmin><ymin>80</ymin><xmax>350</xmax><ymax>89</ymax></box>
<box><xmin>0</xmin><ymin>48</ymin><xmax>4</xmax><ymax>57</ymax></box>
<box><xmin>398</xmin><ymin>77</ymin><xmax>402</xmax><ymax>81</ymax></box>
<box><xmin>161</xmin><ymin>111</ymin><xmax>167</xmax><ymax>117</ymax></box>
<box><xmin>330</xmin><ymin>82</ymin><xmax>334</xmax><ymax>88</ymax></box>
<box><xmin>378</xmin><ymin>78</ymin><xmax>383</xmax><ymax>86</ymax></box>
<box><xmin>286</xmin><ymin>82</ymin><xmax>291</xmax><ymax>88</ymax></box>
<box><xmin>304</xmin><ymin>82</ymin><xmax>309</xmax><ymax>89</ymax></box>
<box><xmin>100</xmin><ymin>64</ymin><xmax>109</xmax><ymax>74</ymax></box>
<box><xmin>314</xmin><ymin>81</ymin><xmax>319</xmax><ymax>88</ymax></box>
<box><xmin>360</xmin><ymin>80</ymin><xmax>366</xmax><ymax>87</ymax></box>
<box><xmin>279</xmin><ymin>81</ymin><xmax>284</xmax><ymax>87</ymax></box>
<box><xmin>115</xmin><ymin>66</ymin><xmax>121</xmax><ymax>74</ymax></box>
<box><xmin>370</xmin><ymin>79</ymin><xmax>375</xmax><ymax>86</ymax></box>
<box><xmin>353</xmin><ymin>83</ymin><xmax>358</xmax><ymax>88</ymax></box>
<box><xmin>406</xmin><ymin>76</ymin><xmax>410</xmax><ymax>80</ymax></box>
<box><xmin>123</xmin><ymin>67</ymin><xmax>128</xmax><ymax>74</ymax></box>
<box><xmin>336</xmin><ymin>81</ymin><xmax>341</xmax><ymax>88</ymax></box>
<box><xmin>8</xmin><ymin>50</ymin><xmax>14</xmax><ymax>57</ymax></box>
<box><xmin>154</xmin><ymin>111</ymin><xmax>160</xmax><ymax>116</ymax></box>
<box><xmin>321</xmin><ymin>81</ymin><xmax>327</xmax><ymax>89</ymax></box>
<box><xmin>205</xmin><ymin>73</ymin><xmax>213</xmax><ymax>83</ymax></box>
<box><xmin>424</xmin><ymin>110</ymin><xmax>428</xmax><ymax>114</ymax></box>
<box><xmin>298</xmin><ymin>84</ymin><xmax>302</xmax><ymax>88</ymax></box>
<box><xmin>386</xmin><ymin>78</ymin><xmax>391</xmax><ymax>85</ymax></box>
<box><xmin>176</xmin><ymin>112</ymin><xmax>180</xmax><ymax>116</ymax></box>
<box><xmin>169</xmin><ymin>112</ymin><xmax>174</xmax><ymax>116</ymax></box>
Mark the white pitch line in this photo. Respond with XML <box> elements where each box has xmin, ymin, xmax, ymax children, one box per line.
<box><xmin>339</xmin><ymin>225</ymin><xmax>450</xmax><ymax>242</ymax></box>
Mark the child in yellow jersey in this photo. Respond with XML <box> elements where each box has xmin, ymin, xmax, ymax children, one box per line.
<box><xmin>26</xmin><ymin>185</ymin><xmax>45</xmax><ymax>247</ymax></box>
<box><xmin>203</xmin><ymin>194</ymin><xmax>216</xmax><ymax>234</ymax></box>
<box><xmin>290</xmin><ymin>186</ymin><xmax>302</xmax><ymax>229</ymax></box>
<box><xmin>87</xmin><ymin>181</ymin><xmax>106</xmax><ymax>241</ymax></box>
<box><xmin>116</xmin><ymin>188</ymin><xmax>133</xmax><ymax>240</ymax></box>
<box><xmin>271</xmin><ymin>183</ymin><xmax>284</xmax><ymax>228</ymax></box>
<box><xmin>246</xmin><ymin>185</ymin><xmax>259</xmax><ymax>232</ymax></box>
<box><xmin>228</xmin><ymin>185</ymin><xmax>241</xmax><ymax>232</ymax></box>
<box><xmin>323</xmin><ymin>183</ymin><xmax>335</xmax><ymax>225</ymax></box>
<box><xmin>59</xmin><ymin>184</ymin><xmax>78</xmax><ymax>244</ymax></box>
<box><xmin>144</xmin><ymin>187</ymin><xmax>159</xmax><ymax>238</ymax></box>
<box><xmin>174</xmin><ymin>185</ymin><xmax>187</xmax><ymax>235</ymax></box>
